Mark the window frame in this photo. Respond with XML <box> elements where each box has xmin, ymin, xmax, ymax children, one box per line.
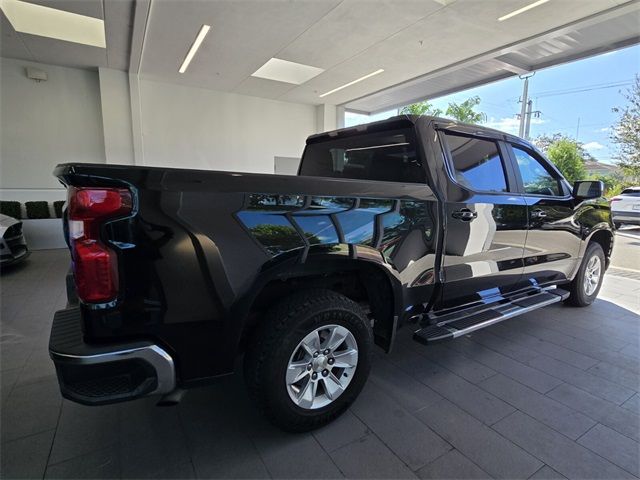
<box><xmin>506</xmin><ymin>142</ymin><xmax>572</xmax><ymax>198</ymax></box>
<box><xmin>437</xmin><ymin>129</ymin><xmax>518</xmax><ymax>195</ymax></box>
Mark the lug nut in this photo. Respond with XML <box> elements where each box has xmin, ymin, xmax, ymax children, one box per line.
<box><xmin>323</xmin><ymin>349</ymin><xmax>330</xmax><ymax>355</ymax></box>
<box><xmin>313</xmin><ymin>351</ymin><xmax>319</xmax><ymax>358</ymax></box>
<box><xmin>312</xmin><ymin>372</ymin><xmax>318</xmax><ymax>380</ymax></box>
<box><xmin>328</xmin><ymin>358</ymin><xmax>335</xmax><ymax>365</ymax></box>
<box><xmin>322</xmin><ymin>369</ymin><xmax>329</xmax><ymax>377</ymax></box>
<box><xmin>307</xmin><ymin>364</ymin><xmax>312</xmax><ymax>370</ymax></box>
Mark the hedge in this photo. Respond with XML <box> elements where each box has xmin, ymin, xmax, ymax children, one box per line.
<box><xmin>25</xmin><ymin>201</ymin><xmax>50</xmax><ymax>219</ymax></box>
<box><xmin>0</xmin><ymin>201</ymin><xmax>21</xmax><ymax>219</ymax></box>
<box><xmin>53</xmin><ymin>200</ymin><xmax>65</xmax><ymax>218</ymax></box>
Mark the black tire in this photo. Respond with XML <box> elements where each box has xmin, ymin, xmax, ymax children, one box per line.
<box><xmin>566</xmin><ymin>242</ymin><xmax>605</xmax><ymax>307</ymax></box>
<box><xmin>244</xmin><ymin>289</ymin><xmax>373</xmax><ymax>432</ymax></box>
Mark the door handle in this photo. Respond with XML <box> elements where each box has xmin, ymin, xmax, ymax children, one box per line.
<box><xmin>451</xmin><ymin>209</ymin><xmax>478</xmax><ymax>221</ymax></box>
<box><xmin>531</xmin><ymin>209</ymin><xmax>547</xmax><ymax>219</ymax></box>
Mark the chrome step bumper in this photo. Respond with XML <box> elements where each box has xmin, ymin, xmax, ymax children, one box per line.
<box><xmin>49</xmin><ymin>308</ymin><xmax>176</xmax><ymax>405</ymax></box>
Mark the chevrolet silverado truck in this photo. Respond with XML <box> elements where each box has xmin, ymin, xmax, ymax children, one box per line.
<box><xmin>49</xmin><ymin>115</ymin><xmax>613</xmax><ymax>431</ymax></box>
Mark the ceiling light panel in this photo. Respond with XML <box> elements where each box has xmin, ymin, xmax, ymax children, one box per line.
<box><xmin>0</xmin><ymin>0</ymin><xmax>105</xmax><ymax>47</ymax></box>
<box><xmin>179</xmin><ymin>24</ymin><xmax>211</xmax><ymax>74</ymax></box>
<box><xmin>251</xmin><ymin>58</ymin><xmax>324</xmax><ymax>85</ymax></box>
<box><xmin>319</xmin><ymin>69</ymin><xmax>384</xmax><ymax>98</ymax></box>
<box><xmin>498</xmin><ymin>0</ymin><xmax>550</xmax><ymax>22</ymax></box>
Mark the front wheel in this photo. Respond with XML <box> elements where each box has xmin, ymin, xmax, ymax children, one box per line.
<box><xmin>244</xmin><ymin>289</ymin><xmax>373</xmax><ymax>432</ymax></box>
<box><xmin>566</xmin><ymin>242</ymin><xmax>605</xmax><ymax>307</ymax></box>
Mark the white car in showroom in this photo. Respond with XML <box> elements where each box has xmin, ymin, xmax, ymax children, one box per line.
<box><xmin>611</xmin><ymin>186</ymin><xmax>640</xmax><ymax>229</ymax></box>
<box><xmin>0</xmin><ymin>214</ymin><xmax>29</xmax><ymax>266</ymax></box>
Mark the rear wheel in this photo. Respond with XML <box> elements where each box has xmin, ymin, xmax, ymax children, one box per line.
<box><xmin>244</xmin><ymin>289</ymin><xmax>372</xmax><ymax>432</ymax></box>
<box><xmin>566</xmin><ymin>242</ymin><xmax>605</xmax><ymax>307</ymax></box>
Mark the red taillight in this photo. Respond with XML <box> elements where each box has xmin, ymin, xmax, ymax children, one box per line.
<box><xmin>68</xmin><ymin>187</ymin><xmax>132</xmax><ymax>304</ymax></box>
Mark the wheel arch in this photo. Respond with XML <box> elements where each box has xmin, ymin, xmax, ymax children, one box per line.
<box><xmin>234</xmin><ymin>246</ymin><xmax>403</xmax><ymax>354</ymax></box>
<box><xmin>586</xmin><ymin>228</ymin><xmax>614</xmax><ymax>268</ymax></box>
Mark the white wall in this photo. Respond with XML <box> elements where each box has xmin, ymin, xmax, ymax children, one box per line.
<box><xmin>99</xmin><ymin>68</ymin><xmax>134</xmax><ymax>165</ymax></box>
<box><xmin>138</xmin><ymin>79</ymin><xmax>316</xmax><ymax>173</ymax></box>
<box><xmin>0</xmin><ymin>58</ymin><xmax>324</xmax><ymax>206</ymax></box>
<box><xmin>0</xmin><ymin>58</ymin><xmax>106</xmax><ymax>202</ymax></box>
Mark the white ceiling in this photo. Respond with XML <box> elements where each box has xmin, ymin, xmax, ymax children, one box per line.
<box><xmin>1</xmin><ymin>0</ymin><xmax>638</xmax><ymax>111</ymax></box>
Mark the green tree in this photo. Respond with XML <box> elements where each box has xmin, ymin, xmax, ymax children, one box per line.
<box><xmin>445</xmin><ymin>96</ymin><xmax>486</xmax><ymax>124</ymax></box>
<box><xmin>399</xmin><ymin>100</ymin><xmax>442</xmax><ymax>116</ymax></box>
<box><xmin>533</xmin><ymin>133</ymin><xmax>594</xmax><ymax>161</ymax></box>
<box><xmin>611</xmin><ymin>75</ymin><xmax>640</xmax><ymax>181</ymax></box>
<box><xmin>546</xmin><ymin>138</ymin><xmax>587</xmax><ymax>183</ymax></box>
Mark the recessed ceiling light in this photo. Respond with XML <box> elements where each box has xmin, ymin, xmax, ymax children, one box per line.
<box><xmin>179</xmin><ymin>24</ymin><xmax>211</xmax><ymax>74</ymax></box>
<box><xmin>0</xmin><ymin>0</ymin><xmax>105</xmax><ymax>47</ymax></box>
<box><xmin>319</xmin><ymin>69</ymin><xmax>384</xmax><ymax>98</ymax></box>
<box><xmin>251</xmin><ymin>58</ymin><xmax>324</xmax><ymax>85</ymax></box>
<box><xmin>498</xmin><ymin>0</ymin><xmax>550</xmax><ymax>21</ymax></box>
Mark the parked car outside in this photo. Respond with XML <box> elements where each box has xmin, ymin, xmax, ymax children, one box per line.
<box><xmin>610</xmin><ymin>186</ymin><xmax>640</xmax><ymax>228</ymax></box>
<box><xmin>0</xmin><ymin>214</ymin><xmax>29</xmax><ymax>266</ymax></box>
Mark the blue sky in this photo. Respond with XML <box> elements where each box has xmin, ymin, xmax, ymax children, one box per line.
<box><xmin>346</xmin><ymin>44</ymin><xmax>640</xmax><ymax>164</ymax></box>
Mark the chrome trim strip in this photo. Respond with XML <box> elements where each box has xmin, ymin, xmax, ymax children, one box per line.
<box><xmin>50</xmin><ymin>344</ymin><xmax>176</xmax><ymax>395</ymax></box>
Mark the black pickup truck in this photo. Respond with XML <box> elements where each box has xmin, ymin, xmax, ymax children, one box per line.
<box><xmin>49</xmin><ymin>115</ymin><xmax>613</xmax><ymax>431</ymax></box>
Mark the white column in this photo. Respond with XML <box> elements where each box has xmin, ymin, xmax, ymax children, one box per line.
<box><xmin>315</xmin><ymin>104</ymin><xmax>338</xmax><ymax>133</ymax></box>
<box><xmin>98</xmin><ymin>68</ymin><xmax>135</xmax><ymax>165</ymax></box>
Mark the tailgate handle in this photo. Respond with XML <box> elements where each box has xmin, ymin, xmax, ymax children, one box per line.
<box><xmin>451</xmin><ymin>209</ymin><xmax>477</xmax><ymax>221</ymax></box>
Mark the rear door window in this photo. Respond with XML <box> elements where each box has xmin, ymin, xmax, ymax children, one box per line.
<box><xmin>442</xmin><ymin>132</ymin><xmax>508</xmax><ymax>192</ymax></box>
<box><xmin>300</xmin><ymin>129</ymin><xmax>426</xmax><ymax>183</ymax></box>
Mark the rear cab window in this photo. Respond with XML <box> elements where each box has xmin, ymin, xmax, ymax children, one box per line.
<box><xmin>300</xmin><ymin>128</ymin><xmax>426</xmax><ymax>184</ymax></box>
<box><xmin>441</xmin><ymin>132</ymin><xmax>509</xmax><ymax>193</ymax></box>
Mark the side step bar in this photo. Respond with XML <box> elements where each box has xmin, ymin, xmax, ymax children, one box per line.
<box><xmin>414</xmin><ymin>288</ymin><xmax>569</xmax><ymax>344</ymax></box>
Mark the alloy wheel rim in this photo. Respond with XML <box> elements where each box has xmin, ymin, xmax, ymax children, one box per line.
<box><xmin>286</xmin><ymin>324</ymin><xmax>358</xmax><ymax>410</ymax></box>
<box><xmin>583</xmin><ymin>255</ymin><xmax>601</xmax><ymax>296</ymax></box>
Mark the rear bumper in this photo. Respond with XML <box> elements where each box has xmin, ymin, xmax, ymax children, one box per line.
<box><xmin>0</xmin><ymin>235</ymin><xmax>29</xmax><ymax>265</ymax></box>
<box><xmin>49</xmin><ymin>308</ymin><xmax>176</xmax><ymax>405</ymax></box>
<box><xmin>612</xmin><ymin>210</ymin><xmax>640</xmax><ymax>225</ymax></box>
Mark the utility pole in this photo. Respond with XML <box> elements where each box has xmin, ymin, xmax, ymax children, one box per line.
<box><xmin>516</xmin><ymin>73</ymin><xmax>541</xmax><ymax>140</ymax></box>
<box><xmin>518</xmin><ymin>74</ymin><xmax>533</xmax><ymax>137</ymax></box>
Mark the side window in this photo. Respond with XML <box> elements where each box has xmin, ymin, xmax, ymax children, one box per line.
<box><xmin>512</xmin><ymin>146</ymin><xmax>561</xmax><ymax>196</ymax></box>
<box><xmin>443</xmin><ymin>133</ymin><xmax>508</xmax><ymax>192</ymax></box>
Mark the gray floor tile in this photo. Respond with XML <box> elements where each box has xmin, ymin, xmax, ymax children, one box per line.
<box><xmin>528</xmin><ymin>465</ymin><xmax>567</xmax><ymax>479</ymax></box>
<box><xmin>313</xmin><ymin>410</ymin><xmax>369</xmax><ymax>453</ymax></box>
<box><xmin>415</xmin><ymin>398</ymin><xmax>542</xmax><ymax>479</ymax></box>
<box><xmin>464</xmin><ymin>329</ymin><xmax>541</xmax><ymax>364</ymax></box>
<box><xmin>546</xmin><ymin>382</ymin><xmax>640</xmax><ymax>443</ymax></box>
<box><xmin>416</xmin><ymin>450</ymin><xmax>490</xmax><ymax>479</ymax></box>
<box><xmin>577</xmin><ymin>423</ymin><xmax>640</xmax><ymax>477</ymax></box>
<box><xmin>0</xmin><ymin>429</ymin><xmax>55</xmax><ymax>479</ymax></box>
<box><xmin>412</xmin><ymin>343</ymin><xmax>498</xmax><ymax>384</ymax></box>
<box><xmin>252</xmin><ymin>431</ymin><xmax>342</xmax><ymax>479</ymax></box>
<box><xmin>390</xmin><ymin>349</ymin><xmax>516</xmax><ymax>426</ymax></box>
<box><xmin>490</xmin><ymin>324</ymin><xmax>600</xmax><ymax>370</ymax></box>
<box><xmin>329</xmin><ymin>434</ymin><xmax>417</xmax><ymax>479</ymax></box>
<box><xmin>370</xmin><ymin>356</ymin><xmax>442</xmax><ymax>413</ymax></box>
<box><xmin>621</xmin><ymin>393</ymin><xmax>640</xmax><ymax>413</ymax></box>
<box><xmin>479</xmin><ymin>374</ymin><xmax>596</xmax><ymax>439</ymax></box>
<box><xmin>45</xmin><ymin>445</ymin><xmax>120</xmax><ymax>479</ymax></box>
<box><xmin>1</xmin><ymin>378</ymin><xmax>62</xmax><ymax>442</ymax></box>
<box><xmin>493</xmin><ymin>411</ymin><xmax>636</xmax><ymax>479</ymax></box>
<box><xmin>0</xmin><ymin>367</ymin><xmax>20</xmax><ymax>401</ymax></box>
<box><xmin>351</xmin><ymin>382</ymin><xmax>451</xmax><ymax>470</ymax></box>
<box><xmin>447</xmin><ymin>338</ymin><xmax>563</xmax><ymax>394</ymax></box>
<box><xmin>587</xmin><ymin>361</ymin><xmax>640</xmax><ymax>392</ymax></box>
<box><xmin>193</xmin><ymin>451</ymin><xmax>267</xmax><ymax>479</ymax></box>
<box><xmin>48</xmin><ymin>402</ymin><xmax>120</xmax><ymax>465</ymax></box>
<box><xmin>528</xmin><ymin>355</ymin><xmax>635</xmax><ymax>405</ymax></box>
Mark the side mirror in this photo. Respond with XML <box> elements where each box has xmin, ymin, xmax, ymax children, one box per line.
<box><xmin>573</xmin><ymin>180</ymin><xmax>603</xmax><ymax>200</ymax></box>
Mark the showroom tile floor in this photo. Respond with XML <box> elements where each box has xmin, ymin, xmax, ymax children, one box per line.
<box><xmin>1</xmin><ymin>249</ymin><xmax>639</xmax><ymax>479</ymax></box>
